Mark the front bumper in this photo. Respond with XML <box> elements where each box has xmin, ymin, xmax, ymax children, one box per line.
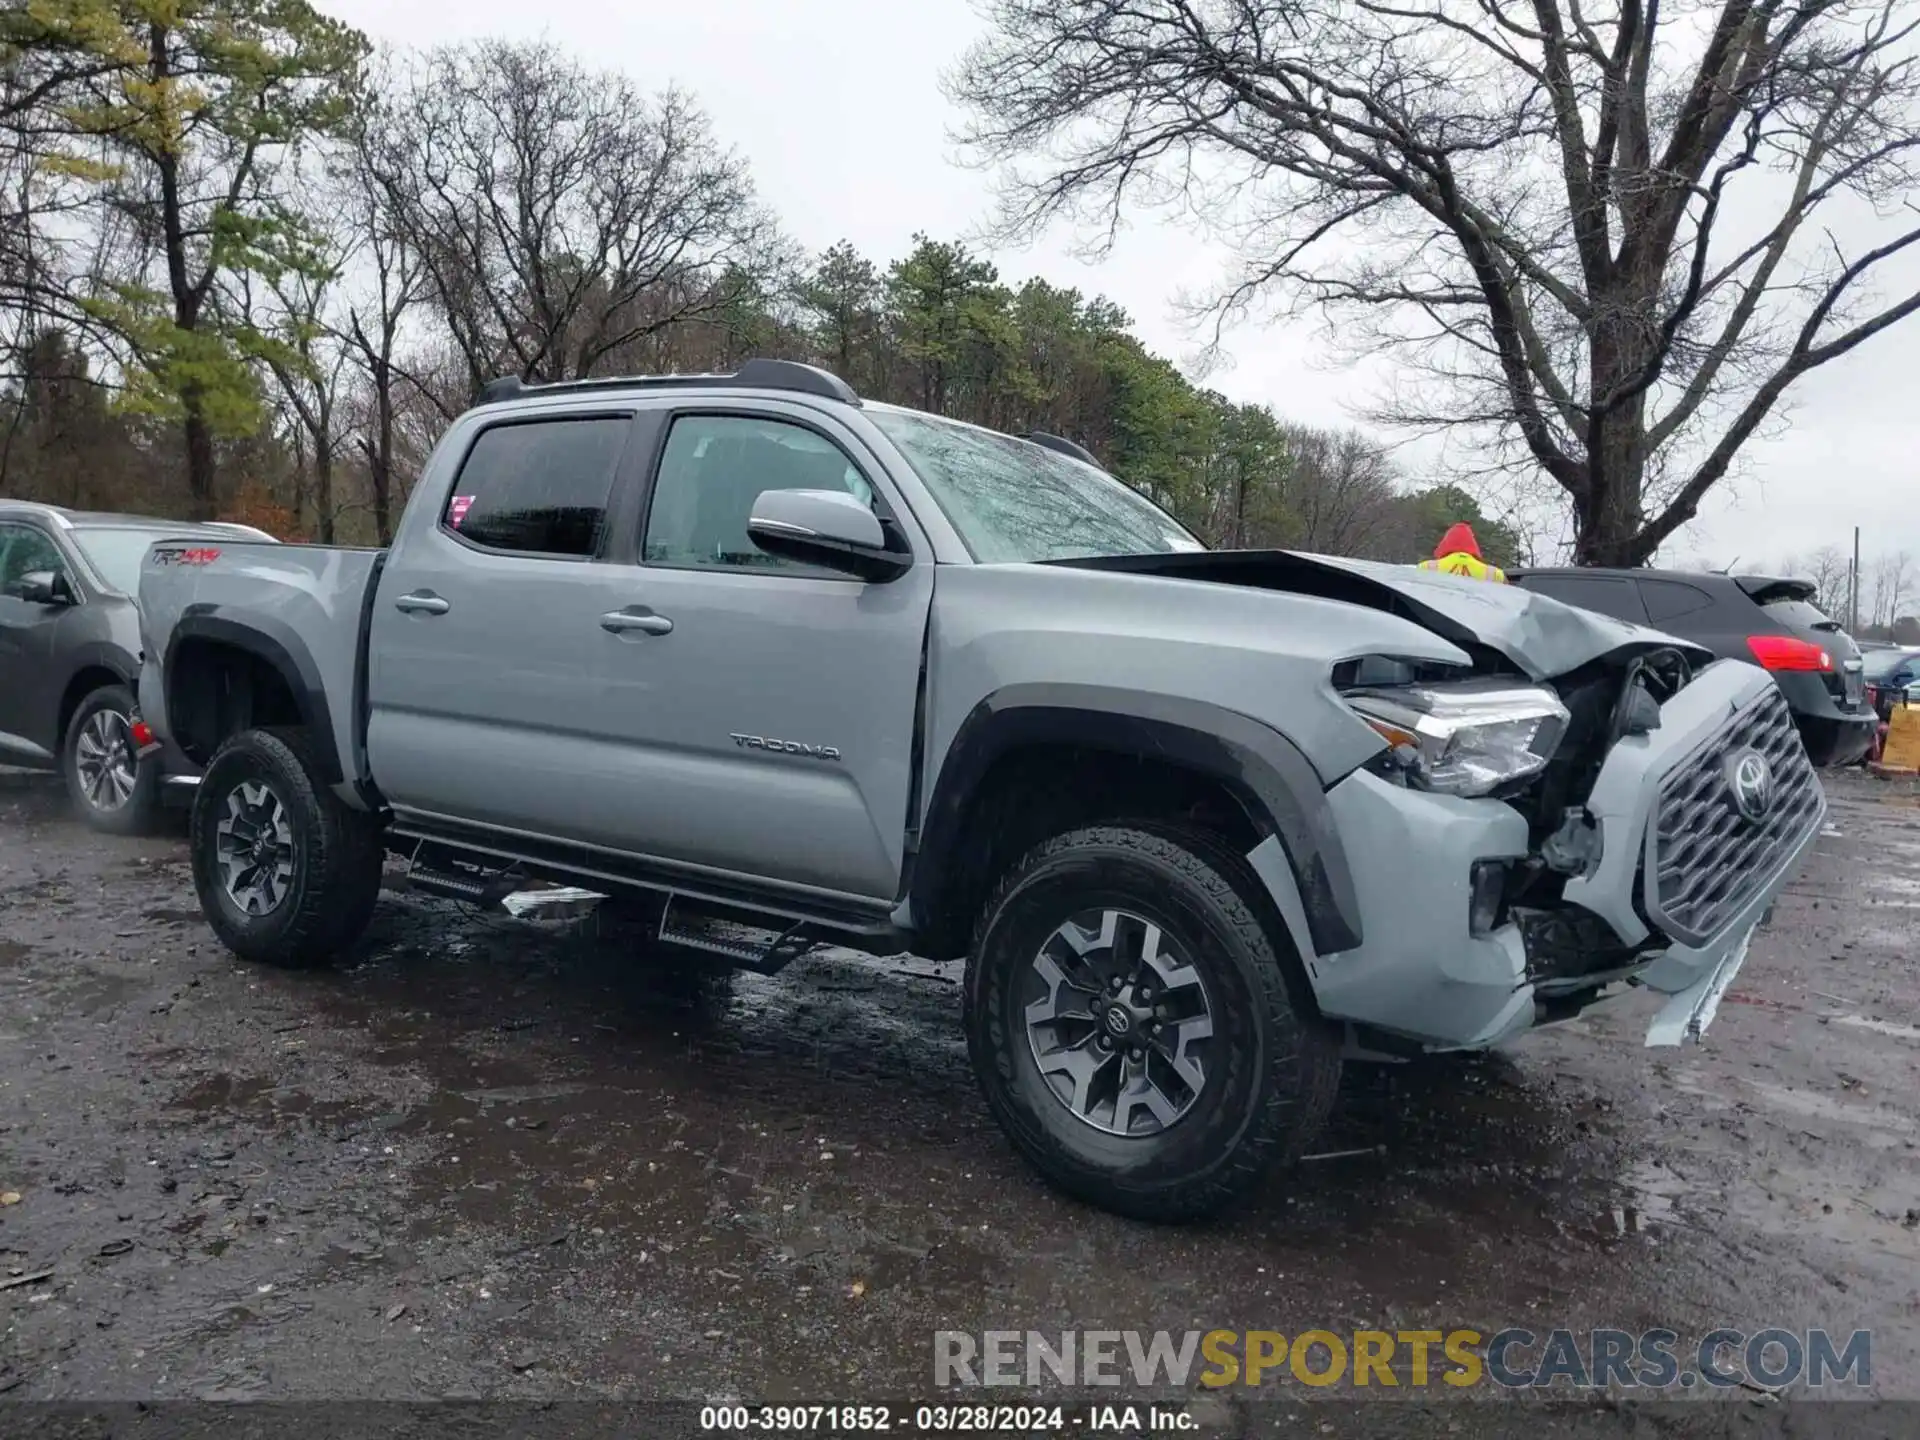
<box><xmin>1292</xmin><ymin>659</ymin><xmax>1824</xmax><ymax>1051</ymax></box>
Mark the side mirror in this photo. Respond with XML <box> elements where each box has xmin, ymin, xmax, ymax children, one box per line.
<box><xmin>2</xmin><ymin>569</ymin><xmax>76</xmax><ymax>606</ymax></box>
<box><xmin>747</xmin><ymin>489</ymin><xmax>911</xmax><ymax>583</ymax></box>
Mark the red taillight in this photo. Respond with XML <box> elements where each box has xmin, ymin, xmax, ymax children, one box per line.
<box><xmin>130</xmin><ymin>720</ymin><xmax>155</xmax><ymax>748</ymax></box>
<box><xmin>1745</xmin><ymin>635</ymin><xmax>1832</xmax><ymax>672</ymax></box>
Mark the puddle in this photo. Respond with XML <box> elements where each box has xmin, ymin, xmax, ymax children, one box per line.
<box><xmin>1859</xmin><ymin>874</ymin><xmax>1920</xmax><ymax>907</ymax></box>
<box><xmin>1831</xmin><ymin>1015</ymin><xmax>1920</xmax><ymax>1041</ymax></box>
<box><xmin>1739</xmin><ymin>1077</ymin><xmax>1917</xmax><ymax>1137</ymax></box>
<box><xmin>1604</xmin><ymin>1158</ymin><xmax>1688</xmax><ymax>1235</ymax></box>
<box><xmin>168</xmin><ymin>1071</ymin><xmax>364</xmax><ymax>1128</ymax></box>
<box><xmin>144</xmin><ymin>906</ymin><xmax>206</xmax><ymax>926</ymax></box>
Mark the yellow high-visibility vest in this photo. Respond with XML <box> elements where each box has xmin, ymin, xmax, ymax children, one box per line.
<box><xmin>1419</xmin><ymin>552</ymin><xmax>1507</xmax><ymax>582</ymax></box>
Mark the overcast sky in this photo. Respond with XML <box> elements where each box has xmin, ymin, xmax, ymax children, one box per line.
<box><xmin>322</xmin><ymin>0</ymin><xmax>1920</xmax><ymax>575</ymax></box>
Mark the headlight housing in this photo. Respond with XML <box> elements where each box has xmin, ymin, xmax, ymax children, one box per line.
<box><xmin>1344</xmin><ymin>678</ymin><xmax>1570</xmax><ymax>797</ymax></box>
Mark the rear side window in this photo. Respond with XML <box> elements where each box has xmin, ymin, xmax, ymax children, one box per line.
<box><xmin>444</xmin><ymin>417</ymin><xmax>629</xmax><ymax>558</ymax></box>
<box><xmin>1760</xmin><ymin>597</ymin><xmax>1840</xmax><ymax>632</ymax></box>
<box><xmin>1639</xmin><ymin>578</ymin><xmax>1715</xmax><ymax>624</ymax></box>
<box><xmin>1519</xmin><ymin>574</ymin><xmax>1649</xmax><ymax>623</ymax></box>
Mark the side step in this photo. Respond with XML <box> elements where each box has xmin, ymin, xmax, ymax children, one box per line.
<box><xmin>393</xmin><ymin>838</ymin><xmax>835</xmax><ymax>974</ymax></box>
<box><xmin>657</xmin><ymin>895</ymin><xmax>819</xmax><ymax>976</ymax></box>
<box><xmin>403</xmin><ymin>849</ymin><xmax>519</xmax><ymax>909</ymax></box>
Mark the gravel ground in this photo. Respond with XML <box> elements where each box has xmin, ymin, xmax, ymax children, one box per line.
<box><xmin>2</xmin><ymin>763</ymin><xmax>1917</xmax><ymax>1434</ymax></box>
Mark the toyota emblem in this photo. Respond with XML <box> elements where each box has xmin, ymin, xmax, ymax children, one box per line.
<box><xmin>1726</xmin><ymin>749</ymin><xmax>1775</xmax><ymax>824</ymax></box>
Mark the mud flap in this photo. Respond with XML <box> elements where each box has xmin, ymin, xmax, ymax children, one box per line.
<box><xmin>1644</xmin><ymin>923</ymin><xmax>1754</xmax><ymax>1047</ymax></box>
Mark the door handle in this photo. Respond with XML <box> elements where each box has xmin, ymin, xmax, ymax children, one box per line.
<box><xmin>394</xmin><ymin>591</ymin><xmax>450</xmax><ymax>615</ymax></box>
<box><xmin>600</xmin><ymin>608</ymin><xmax>673</xmax><ymax>636</ymax></box>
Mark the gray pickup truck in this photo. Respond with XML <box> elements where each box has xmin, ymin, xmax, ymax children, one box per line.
<box><xmin>136</xmin><ymin>359</ymin><xmax>1825</xmax><ymax>1221</ymax></box>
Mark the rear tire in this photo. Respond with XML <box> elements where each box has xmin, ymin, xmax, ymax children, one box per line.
<box><xmin>189</xmin><ymin>727</ymin><xmax>384</xmax><ymax>968</ymax></box>
<box><xmin>964</xmin><ymin>822</ymin><xmax>1340</xmax><ymax>1222</ymax></box>
<box><xmin>62</xmin><ymin>683</ymin><xmax>160</xmax><ymax>836</ymax></box>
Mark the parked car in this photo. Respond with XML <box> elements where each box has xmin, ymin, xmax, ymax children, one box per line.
<box><xmin>136</xmin><ymin>359</ymin><xmax>1824</xmax><ymax>1222</ymax></box>
<box><xmin>0</xmin><ymin>501</ymin><xmax>276</xmax><ymax>831</ymax></box>
<box><xmin>1508</xmin><ymin>567</ymin><xmax>1878</xmax><ymax>767</ymax></box>
<box><xmin>1862</xmin><ymin>646</ymin><xmax>1920</xmax><ymax>721</ymax></box>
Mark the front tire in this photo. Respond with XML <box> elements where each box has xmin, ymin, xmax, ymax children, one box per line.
<box><xmin>964</xmin><ymin>823</ymin><xmax>1340</xmax><ymax>1222</ymax></box>
<box><xmin>189</xmin><ymin>728</ymin><xmax>384</xmax><ymax>968</ymax></box>
<box><xmin>62</xmin><ymin>683</ymin><xmax>160</xmax><ymax>835</ymax></box>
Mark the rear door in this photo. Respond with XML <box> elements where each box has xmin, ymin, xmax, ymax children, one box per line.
<box><xmin>365</xmin><ymin>408</ymin><xmax>653</xmax><ymax>842</ymax></box>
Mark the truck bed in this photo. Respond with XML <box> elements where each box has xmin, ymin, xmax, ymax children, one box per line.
<box><xmin>137</xmin><ymin>540</ymin><xmax>386</xmax><ymax>795</ymax></box>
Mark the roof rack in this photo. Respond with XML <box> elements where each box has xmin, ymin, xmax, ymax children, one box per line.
<box><xmin>473</xmin><ymin>358</ymin><xmax>860</xmax><ymax>410</ymax></box>
<box><xmin>1028</xmin><ymin>431</ymin><xmax>1105</xmax><ymax>470</ymax></box>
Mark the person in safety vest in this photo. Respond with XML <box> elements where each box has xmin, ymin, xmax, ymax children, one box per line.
<box><xmin>1419</xmin><ymin>522</ymin><xmax>1507</xmax><ymax>582</ymax></box>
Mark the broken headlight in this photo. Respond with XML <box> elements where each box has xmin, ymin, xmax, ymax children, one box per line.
<box><xmin>1344</xmin><ymin>679</ymin><xmax>1570</xmax><ymax>797</ymax></box>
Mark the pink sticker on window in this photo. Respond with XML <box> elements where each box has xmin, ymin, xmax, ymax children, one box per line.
<box><xmin>448</xmin><ymin>495</ymin><xmax>475</xmax><ymax>527</ymax></box>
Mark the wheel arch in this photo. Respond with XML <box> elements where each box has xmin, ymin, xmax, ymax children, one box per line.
<box><xmin>56</xmin><ymin>646</ymin><xmax>137</xmax><ymax>747</ymax></box>
<box><xmin>165</xmin><ymin>609</ymin><xmax>341</xmax><ymax>784</ymax></box>
<box><xmin>908</xmin><ymin>684</ymin><xmax>1363</xmax><ymax>963</ymax></box>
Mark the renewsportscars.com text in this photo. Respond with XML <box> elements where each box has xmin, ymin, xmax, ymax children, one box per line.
<box><xmin>934</xmin><ymin>1328</ymin><xmax>1871</xmax><ymax>1391</ymax></box>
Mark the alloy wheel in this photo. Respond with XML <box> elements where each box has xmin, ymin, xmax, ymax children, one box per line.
<box><xmin>214</xmin><ymin>781</ymin><xmax>297</xmax><ymax>916</ymax></box>
<box><xmin>1023</xmin><ymin>907</ymin><xmax>1214</xmax><ymax>1136</ymax></box>
<box><xmin>73</xmin><ymin>708</ymin><xmax>137</xmax><ymax>812</ymax></box>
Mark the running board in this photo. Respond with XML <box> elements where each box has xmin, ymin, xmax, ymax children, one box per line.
<box><xmin>657</xmin><ymin>895</ymin><xmax>819</xmax><ymax>976</ymax></box>
<box><xmin>403</xmin><ymin>852</ymin><xmax>519</xmax><ymax>908</ymax></box>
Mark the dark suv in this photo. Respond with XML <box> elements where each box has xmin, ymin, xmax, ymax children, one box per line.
<box><xmin>0</xmin><ymin>501</ymin><xmax>276</xmax><ymax>831</ymax></box>
<box><xmin>1509</xmin><ymin>567</ymin><xmax>1877</xmax><ymax>767</ymax></box>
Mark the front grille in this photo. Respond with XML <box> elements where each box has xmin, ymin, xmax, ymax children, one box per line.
<box><xmin>1645</xmin><ymin>686</ymin><xmax>1821</xmax><ymax>945</ymax></box>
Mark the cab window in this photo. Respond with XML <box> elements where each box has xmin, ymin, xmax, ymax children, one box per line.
<box><xmin>643</xmin><ymin>414</ymin><xmax>875</xmax><ymax>574</ymax></box>
<box><xmin>444</xmin><ymin>417</ymin><xmax>629</xmax><ymax>558</ymax></box>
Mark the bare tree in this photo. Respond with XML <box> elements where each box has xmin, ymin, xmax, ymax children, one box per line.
<box><xmin>249</xmin><ymin>260</ymin><xmax>354</xmax><ymax>542</ymax></box>
<box><xmin>953</xmin><ymin>0</ymin><xmax>1920</xmax><ymax>565</ymax></box>
<box><xmin>370</xmin><ymin>41</ymin><xmax>779</xmax><ymax>397</ymax></box>
<box><xmin>1781</xmin><ymin>543</ymin><xmax>1851</xmax><ymax>616</ymax></box>
<box><xmin>334</xmin><ymin>85</ymin><xmax>434</xmax><ymax>543</ymax></box>
<box><xmin>1283</xmin><ymin>425</ymin><xmax>1405</xmax><ymax>554</ymax></box>
<box><xmin>1869</xmin><ymin>548</ymin><xmax>1915</xmax><ymax>627</ymax></box>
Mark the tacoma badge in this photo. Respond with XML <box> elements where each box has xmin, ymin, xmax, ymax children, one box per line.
<box><xmin>730</xmin><ymin>733</ymin><xmax>842</xmax><ymax>761</ymax></box>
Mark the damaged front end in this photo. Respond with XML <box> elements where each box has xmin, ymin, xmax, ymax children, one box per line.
<box><xmin>1321</xmin><ymin>638</ymin><xmax>1823</xmax><ymax>1051</ymax></box>
<box><xmin>1057</xmin><ymin>547</ymin><xmax>1828</xmax><ymax>1052</ymax></box>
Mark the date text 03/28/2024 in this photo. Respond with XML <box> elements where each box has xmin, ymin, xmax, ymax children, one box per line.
<box><xmin>699</xmin><ymin>1405</ymin><xmax>1190</xmax><ymax>1432</ymax></box>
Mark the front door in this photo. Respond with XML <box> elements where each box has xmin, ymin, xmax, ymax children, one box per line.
<box><xmin>596</xmin><ymin>405</ymin><xmax>933</xmax><ymax>902</ymax></box>
<box><xmin>0</xmin><ymin>521</ymin><xmax>74</xmax><ymax>761</ymax></box>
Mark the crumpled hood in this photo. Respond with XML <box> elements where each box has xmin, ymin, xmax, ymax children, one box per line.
<box><xmin>1052</xmin><ymin>549</ymin><xmax>1713</xmax><ymax>680</ymax></box>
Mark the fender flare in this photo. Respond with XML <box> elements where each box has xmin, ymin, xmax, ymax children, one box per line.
<box><xmin>165</xmin><ymin>607</ymin><xmax>341</xmax><ymax>783</ymax></box>
<box><xmin>911</xmin><ymin>683</ymin><xmax>1363</xmax><ymax>957</ymax></box>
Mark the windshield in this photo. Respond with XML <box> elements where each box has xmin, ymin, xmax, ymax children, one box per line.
<box><xmin>867</xmin><ymin>408</ymin><xmax>1204</xmax><ymax>562</ymax></box>
<box><xmin>1862</xmin><ymin>648</ymin><xmax>1915</xmax><ymax>680</ymax></box>
<box><xmin>70</xmin><ymin>526</ymin><xmax>216</xmax><ymax>596</ymax></box>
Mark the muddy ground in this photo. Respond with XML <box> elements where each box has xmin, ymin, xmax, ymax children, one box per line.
<box><xmin>2</xmin><ymin>764</ymin><xmax>1917</xmax><ymax>1432</ymax></box>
